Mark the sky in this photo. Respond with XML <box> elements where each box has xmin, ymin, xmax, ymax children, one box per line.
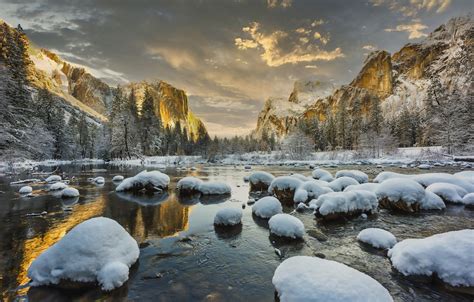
<box><xmin>0</xmin><ymin>0</ymin><xmax>472</xmax><ymax>137</ymax></box>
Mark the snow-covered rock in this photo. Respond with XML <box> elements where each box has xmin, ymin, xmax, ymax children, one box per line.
<box><xmin>214</xmin><ymin>208</ymin><xmax>243</xmax><ymax>226</ymax></box>
<box><xmin>357</xmin><ymin>228</ymin><xmax>397</xmax><ymax>249</ymax></box>
<box><xmin>45</xmin><ymin>175</ymin><xmax>62</xmax><ymax>183</ymax></box>
<box><xmin>112</xmin><ymin>175</ymin><xmax>124</xmax><ymax>182</ymax></box>
<box><xmin>335</xmin><ymin>170</ymin><xmax>369</xmax><ymax>183</ymax></box>
<box><xmin>455</xmin><ymin>171</ymin><xmax>474</xmax><ymax>184</ymax></box>
<box><xmin>375</xmin><ymin>178</ymin><xmax>426</xmax><ymax>212</ymax></box>
<box><xmin>311</xmin><ymin>168</ymin><xmax>334</xmax><ymax>182</ymax></box>
<box><xmin>28</xmin><ymin>217</ymin><xmax>139</xmax><ymax>291</ymax></box>
<box><xmin>116</xmin><ymin>170</ymin><xmax>170</xmax><ymax>193</ymax></box>
<box><xmin>268</xmin><ymin>214</ymin><xmax>305</xmax><ymax>239</ymax></box>
<box><xmin>290</xmin><ymin>173</ymin><xmax>310</xmax><ymax>182</ymax></box>
<box><xmin>252</xmin><ymin>196</ymin><xmax>282</xmax><ymax>219</ymax></box>
<box><xmin>198</xmin><ymin>182</ymin><xmax>231</xmax><ymax>195</ymax></box>
<box><xmin>311</xmin><ymin>190</ymin><xmax>378</xmax><ymax>221</ymax></box>
<box><xmin>421</xmin><ymin>191</ymin><xmax>446</xmax><ymax>210</ymax></box>
<box><xmin>62</xmin><ymin>187</ymin><xmax>79</xmax><ymax>198</ymax></box>
<box><xmin>92</xmin><ymin>176</ymin><xmax>105</xmax><ymax>184</ymax></box>
<box><xmin>248</xmin><ymin>171</ymin><xmax>274</xmax><ymax>191</ymax></box>
<box><xmin>49</xmin><ymin>182</ymin><xmax>67</xmax><ymax>191</ymax></box>
<box><xmin>19</xmin><ymin>186</ymin><xmax>33</xmax><ymax>194</ymax></box>
<box><xmin>293</xmin><ymin>180</ymin><xmax>333</xmax><ymax>203</ymax></box>
<box><xmin>272</xmin><ymin>256</ymin><xmax>393</xmax><ymax>302</ymax></box>
<box><xmin>417</xmin><ymin>164</ymin><xmax>431</xmax><ymax>170</ymax></box>
<box><xmin>426</xmin><ymin>183</ymin><xmax>467</xmax><ymax>204</ymax></box>
<box><xmin>268</xmin><ymin>176</ymin><xmax>304</xmax><ymax>204</ymax></box>
<box><xmin>328</xmin><ymin>176</ymin><xmax>359</xmax><ymax>192</ymax></box>
<box><xmin>176</xmin><ymin>176</ymin><xmax>203</xmax><ymax>194</ymax></box>
<box><xmin>462</xmin><ymin>193</ymin><xmax>474</xmax><ymax>208</ymax></box>
<box><xmin>344</xmin><ymin>183</ymin><xmax>380</xmax><ymax>193</ymax></box>
<box><xmin>413</xmin><ymin>173</ymin><xmax>474</xmax><ymax>193</ymax></box>
<box><xmin>373</xmin><ymin>171</ymin><xmax>411</xmax><ymax>183</ymax></box>
<box><xmin>388</xmin><ymin>230</ymin><xmax>474</xmax><ymax>287</ymax></box>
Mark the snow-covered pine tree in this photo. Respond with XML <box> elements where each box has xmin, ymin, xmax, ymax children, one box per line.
<box><xmin>140</xmin><ymin>88</ymin><xmax>162</xmax><ymax>156</ymax></box>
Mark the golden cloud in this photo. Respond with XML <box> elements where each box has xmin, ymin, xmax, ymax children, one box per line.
<box><xmin>371</xmin><ymin>0</ymin><xmax>451</xmax><ymax>17</ymax></box>
<box><xmin>385</xmin><ymin>22</ymin><xmax>428</xmax><ymax>39</ymax></box>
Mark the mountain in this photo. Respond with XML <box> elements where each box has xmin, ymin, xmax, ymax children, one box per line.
<box><xmin>253</xmin><ymin>16</ymin><xmax>473</xmax><ymax>142</ymax></box>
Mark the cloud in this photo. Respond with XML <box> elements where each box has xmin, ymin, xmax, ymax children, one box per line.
<box><xmin>304</xmin><ymin>65</ymin><xmax>318</xmax><ymax>69</ymax></box>
<box><xmin>370</xmin><ymin>0</ymin><xmax>451</xmax><ymax>17</ymax></box>
<box><xmin>235</xmin><ymin>22</ymin><xmax>344</xmax><ymax>67</ymax></box>
<box><xmin>267</xmin><ymin>0</ymin><xmax>292</xmax><ymax>8</ymax></box>
<box><xmin>385</xmin><ymin>22</ymin><xmax>428</xmax><ymax>39</ymax></box>
<box><xmin>311</xmin><ymin>19</ymin><xmax>325</xmax><ymax>27</ymax></box>
<box><xmin>313</xmin><ymin>32</ymin><xmax>329</xmax><ymax>45</ymax></box>
<box><xmin>362</xmin><ymin>44</ymin><xmax>378</xmax><ymax>51</ymax></box>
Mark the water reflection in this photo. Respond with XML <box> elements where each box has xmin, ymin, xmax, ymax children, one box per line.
<box><xmin>115</xmin><ymin>191</ymin><xmax>170</xmax><ymax>206</ymax></box>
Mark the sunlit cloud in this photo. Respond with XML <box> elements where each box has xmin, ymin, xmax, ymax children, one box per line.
<box><xmin>267</xmin><ymin>0</ymin><xmax>292</xmax><ymax>8</ymax></box>
<box><xmin>362</xmin><ymin>44</ymin><xmax>378</xmax><ymax>51</ymax></box>
<box><xmin>385</xmin><ymin>22</ymin><xmax>428</xmax><ymax>39</ymax></box>
<box><xmin>370</xmin><ymin>0</ymin><xmax>451</xmax><ymax>17</ymax></box>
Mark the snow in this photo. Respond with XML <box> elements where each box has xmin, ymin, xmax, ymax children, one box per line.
<box><xmin>455</xmin><ymin>171</ymin><xmax>474</xmax><ymax>182</ymax></box>
<box><xmin>413</xmin><ymin>173</ymin><xmax>474</xmax><ymax>193</ymax></box>
<box><xmin>116</xmin><ymin>170</ymin><xmax>170</xmax><ymax>192</ymax></box>
<box><xmin>268</xmin><ymin>176</ymin><xmax>303</xmax><ymax>192</ymax></box>
<box><xmin>311</xmin><ymin>168</ymin><xmax>334</xmax><ymax>182</ymax></box>
<box><xmin>462</xmin><ymin>193</ymin><xmax>474</xmax><ymax>206</ymax></box>
<box><xmin>426</xmin><ymin>183</ymin><xmax>467</xmax><ymax>203</ymax></box>
<box><xmin>62</xmin><ymin>187</ymin><xmax>79</xmax><ymax>198</ymax></box>
<box><xmin>214</xmin><ymin>208</ymin><xmax>243</xmax><ymax>226</ymax></box>
<box><xmin>252</xmin><ymin>196</ymin><xmax>283</xmax><ymax>218</ymax></box>
<box><xmin>293</xmin><ymin>180</ymin><xmax>333</xmax><ymax>203</ymax></box>
<box><xmin>92</xmin><ymin>176</ymin><xmax>105</xmax><ymax>184</ymax></box>
<box><xmin>272</xmin><ymin>256</ymin><xmax>393</xmax><ymax>302</ymax></box>
<box><xmin>19</xmin><ymin>186</ymin><xmax>32</xmax><ymax>194</ymax></box>
<box><xmin>374</xmin><ymin>172</ymin><xmax>411</xmax><ymax>183</ymax></box>
<box><xmin>344</xmin><ymin>183</ymin><xmax>380</xmax><ymax>193</ymax></box>
<box><xmin>388</xmin><ymin>230</ymin><xmax>474</xmax><ymax>287</ymax></box>
<box><xmin>49</xmin><ymin>182</ymin><xmax>67</xmax><ymax>191</ymax></box>
<box><xmin>45</xmin><ymin>175</ymin><xmax>62</xmax><ymax>183</ymax></box>
<box><xmin>418</xmin><ymin>164</ymin><xmax>431</xmax><ymax>170</ymax></box>
<box><xmin>268</xmin><ymin>214</ymin><xmax>305</xmax><ymax>239</ymax></box>
<box><xmin>289</xmin><ymin>173</ymin><xmax>310</xmax><ymax>181</ymax></box>
<box><xmin>328</xmin><ymin>176</ymin><xmax>359</xmax><ymax>192</ymax></box>
<box><xmin>375</xmin><ymin>178</ymin><xmax>426</xmax><ymax>205</ymax></box>
<box><xmin>198</xmin><ymin>182</ymin><xmax>231</xmax><ymax>195</ymax></box>
<box><xmin>421</xmin><ymin>191</ymin><xmax>446</xmax><ymax>210</ymax></box>
<box><xmin>176</xmin><ymin>176</ymin><xmax>203</xmax><ymax>192</ymax></box>
<box><xmin>248</xmin><ymin>171</ymin><xmax>274</xmax><ymax>185</ymax></box>
<box><xmin>357</xmin><ymin>228</ymin><xmax>397</xmax><ymax>249</ymax></box>
<box><xmin>27</xmin><ymin>217</ymin><xmax>139</xmax><ymax>291</ymax></box>
<box><xmin>112</xmin><ymin>175</ymin><xmax>124</xmax><ymax>182</ymax></box>
<box><xmin>335</xmin><ymin>170</ymin><xmax>369</xmax><ymax>183</ymax></box>
<box><xmin>312</xmin><ymin>190</ymin><xmax>378</xmax><ymax>217</ymax></box>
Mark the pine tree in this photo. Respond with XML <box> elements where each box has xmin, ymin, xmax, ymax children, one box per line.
<box><xmin>140</xmin><ymin>89</ymin><xmax>162</xmax><ymax>155</ymax></box>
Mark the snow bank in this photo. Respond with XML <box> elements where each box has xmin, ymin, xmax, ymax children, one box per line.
<box><xmin>116</xmin><ymin>170</ymin><xmax>170</xmax><ymax>192</ymax></box>
<box><xmin>45</xmin><ymin>175</ymin><xmax>62</xmax><ymax>183</ymax></box>
<box><xmin>268</xmin><ymin>214</ymin><xmax>305</xmax><ymax>239</ymax></box>
<box><xmin>272</xmin><ymin>256</ymin><xmax>393</xmax><ymax>302</ymax></box>
<box><xmin>19</xmin><ymin>186</ymin><xmax>33</xmax><ymax>194</ymax></box>
<box><xmin>344</xmin><ymin>183</ymin><xmax>380</xmax><ymax>193</ymax></box>
<box><xmin>336</xmin><ymin>170</ymin><xmax>369</xmax><ymax>183</ymax></box>
<box><xmin>28</xmin><ymin>217</ymin><xmax>139</xmax><ymax>291</ymax></box>
<box><xmin>312</xmin><ymin>190</ymin><xmax>378</xmax><ymax>220</ymax></box>
<box><xmin>311</xmin><ymin>168</ymin><xmax>334</xmax><ymax>182</ymax></box>
<box><xmin>388</xmin><ymin>230</ymin><xmax>474</xmax><ymax>287</ymax></box>
<box><xmin>426</xmin><ymin>183</ymin><xmax>467</xmax><ymax>203</ymax></box>
<box><xmin>176</xmin><ymin>176</ymin><xmax>203</xmax><ymax>193</ymax></box>
<box><xmin>357</xmin><ymin>228</ymin><xmax>397</xmax><ymax>249</ymax></box>
<box><xmin>293</xmin><ymin>181</ymin><xmax>333</xmax><ymax>203</ymax></box>
<box><xmin>248</xmin><ymin>171</ymin><xmax>274</xmax><ymax>191</ymax></box>
<box><xmin>328</xmin><ymin>176</ymin><xmax>359</xmax><ymax>192</ymax></box>
<box><xmin>62</xmin><ymin>187</ymin><xmax>79</xmax><ymax>198</ymax></box>
<box><xmin>214</xmin><ymin>208</ymin><xmax>243</xmax><ymax>226</ymax></box>
<box><xmin>112</xmin><ymin>175</ymin><xmax>124</xmax><ymax>182</ymax></box>
<box><xmin>252</xmin><ymin>196</ymin><xmax>282</xmax><ymax>218</ymax></box>
<box><xmin>49</xmin><ymin>182</ymin><xmax>67</xmax><ymax>191</ymax></box>
<box><xmin>198</xmin><ymin>182</ymin><xmax>231</xmax><ymax>195</ymax></box>
<box><xmin>375</xmin><ymin>178</ymin><xmax>426</xmax><ymax>212</ymax></box>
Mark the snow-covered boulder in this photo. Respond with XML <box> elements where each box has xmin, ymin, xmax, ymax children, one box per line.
<box><xmin>268</xmin><ymin>176</ymin><xmax>303</xmax><ymax>205</ymax></box>
<box><xmin>252</xmin><ymin>196</ymin><xmax>282</xmax><ymax>219</ymax></box>
<box><xmin>49</xmin><ymin>182</ymin><xmax>67</xmax><ymax>191</ymax></box>
<box><xmin>268</xmin><ymin>214</ymin><xmax>305</xmax><ymax>239</ymax></box>
<box><xmin>28</xmin><ymin>217</ymin><xmax>139</xmax><ymax>291</ymax></box>
<box><xmin>198</xmin><ymin>182</ymin><xmax>231</xmax><ymax>195</ymax></box>
<box><xmin>92</xmin><ymin>177</ymin><xmax>105</xmax><ymax>184</ymax></box>
<box><xmin>45</xmin><ymin>175</ymin><xmax>62</xmax><ymax>183</ymax></box>
<box><xmin>421</xmin><ymin>191</ymin><xmax>446</xmax><ymax>210</ymax></box>
<box><xmin>112</xmin><ymin>175</ymin><xmax>124</xmax><ymax>182</ymax></box>
<box><xmin>374</xmin><ymin>172</ymin><xmax>411</xmax><ymax>183</ymax></box>
<box><xmin>293</xmin><ymin>181</ymin><xmax>333</xmax><ymax>203</ymax></box>
<box><xmin>357</xmin><ymin>228</ymin><xmax>397</xmax><ymax>249</ymax></box>
<box><xmin>462</xmin><ymin>193</ymin><xmax>474</xmax><ymax>209</ymax></box>
<box><xmin>214</xmin><ymin>208</ymin><xmax>243</xmax><ymax>226</ymax></box>
<box><xmin>290</xmin><ymin>173</ymin><xmax>310</xmax><ymax>182</ymax></box>
<box><xmin>311</xmin><ymin>190</ymin><xmax>378</xmax><ymax>221</ymax></box>
<box><xmin>455</xmin><ymin>171</ymin><xmax>474</xmax><ymax>184</ymax></box>
<box><xmin>375</xmin><ymin>178</ymin><xmax>426</xmax><ymax>212</ymax></box>
<box><xmin>62</xmin><ymin>187</ymin><xmax>79</xmax><ymax>198</ymax></box>
<box><xmin>248</xmin><ymin>171</ymin><xmax>274</xmax><ymax>191</ymax></box>
<box><xmin>272</xmin><ymin>256</ymin><xmax>393</xmax><ymax>302</ymax></box>
<box><xmin>176</xmin><ymin>176</ymin><xmax>203</xmax><ymax>194</ymax></box>
<box><xmin>311</xmin><ymin>168</ymin><xmax>334</xmax><ymax>182</ymax></box>
<box><xmin>328</xmin><ymin>176</ymin><xmax>359</xmax><ymax>192</ymax></box>
<box><xmin>335</xmin><ymin>170</ymin><xmax>369</xmax><ymax>183</ymax></box>
<box><xmin>426</xmin><ymin>183</ymin><xmax>467</xmax><ymax>204</ymax></box>
<box><xmin>418</xmin><ymin>164</ymin><xmax>431</xmax><ymax>170</ymax></box>
<box><xmin>388</xmin><ymin>230</ymin><xmax>474</xmax><ymax>288</ymax></box>
<box><xmin>413</xmin><ymin>173</ymin><xmax>474</xmax><ymax>193</ymax></box>
<box><xmin>19</xmin><ymin>186</ymin><xmax>33</xmax><ymax>194</ymax></box>
<box><xmin>116</xmin><ymin>170</ymin><xmax>170</xmax><ymax>193</ymax></box>
<box><xmin>344</xmin><ymin>183</ymin><xmax>380</xmax><ymax>193</ymax></box>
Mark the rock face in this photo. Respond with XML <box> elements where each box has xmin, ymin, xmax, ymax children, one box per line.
<box><xmin>253</xmin><ymin>15</ymin><xmax>473</xmax><ymax>139</ymax></box>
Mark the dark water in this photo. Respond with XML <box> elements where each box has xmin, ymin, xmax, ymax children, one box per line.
<box><xmin>0</xmin><ymin>164</ymin><xmax>473</xmax><ymax>302</ymax></box>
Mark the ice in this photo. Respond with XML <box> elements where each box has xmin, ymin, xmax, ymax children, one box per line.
<box><xmin>388</xmin><ymin>230</ymin><xmax>474</xmax><ymax>287</ymax></box>
<box><xmin>116</xmin><ymin>170</ymin><xmax>170</xmax><ymax>192</ymax></box>
<box><xmin>335</xmin><ymin>170</ymin><xmax>369</xmax><ymax>183</ymax></box>
<box><xmin>293</xmin><ymin>180</ymin><xmax>333</xmax><ymax>203</ymax></box>
<box><xmin>61</xmin><ymin>187</ymin><xmax>79</xmax><ymax>198</ymax></box>
<box><xmin>426</xmin><ymin>183</ymin><xmax>467</xmax><ymax>203</ymax></box>
<box><xmin>357</xmin><ymin>228</ymin><xmax>397</xmax><ymax>249</ymax></box>
<box><xmin>19</xmin><ymin>186</ymin><xmax>32</xmax><ymax>194</ymax></box>
<box><xmin>272</xmin><ymin>256</ymin><xmax>393</xmax><ymax>302</ymax></box>
<box><xmin>328</xmin><ymin>177</ymin><xmax>359</xmax><ymax>192</ymax></box>
<box><xmin>27</xmin><ymin>217</ymin><xmax>139</xmax><ymax>291</ymax></box>
<box><xmin>268</xmin><ymin>214</ymin><xmax>305</xmax><ymax>239</ymax></box>
<box><xmin>214</xmin><ymin>208</ymin><xmax>243</xmax><ymax>226</ymax></box>
<box><xmin>252</xmin><ymin>196</ymin><xmax>283</xmax><ymax>218</ymax></box>
<box><xmin>311</xmin><ymin>168</ymin><xmax>334</xmax><ymax>182</ymax></box>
